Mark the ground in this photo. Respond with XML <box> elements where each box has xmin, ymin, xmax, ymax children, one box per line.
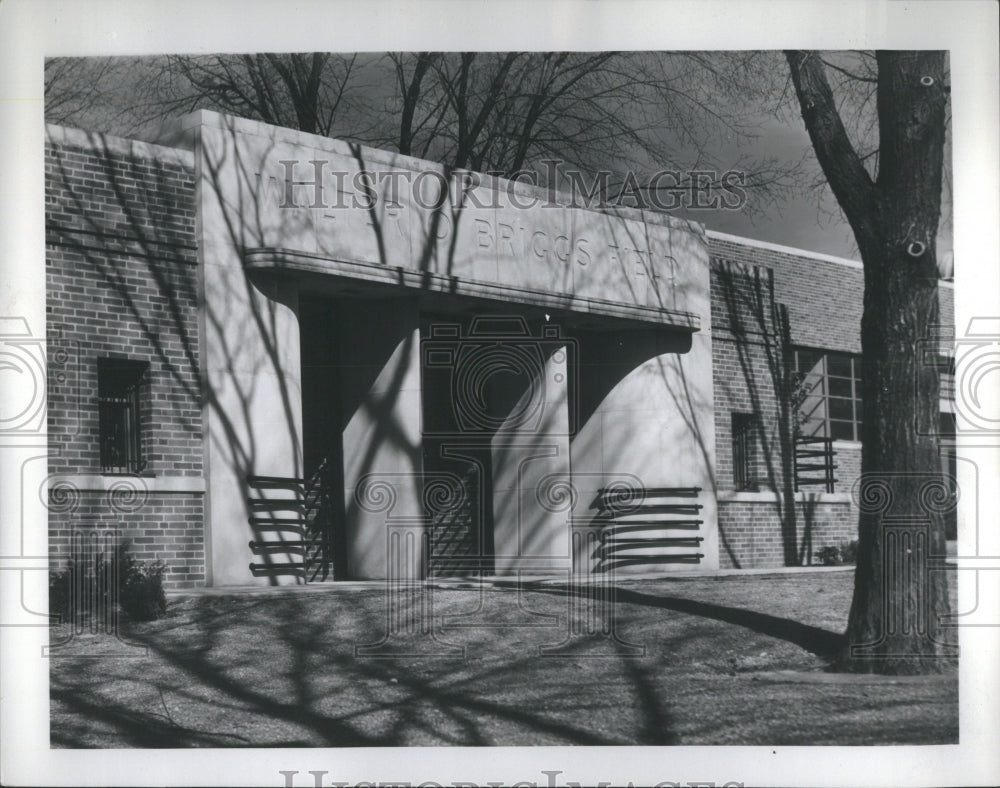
<box><xmin>49</xmin><ymin>569</ymin><xmax>958</xmax><ymax>747</ymax></box>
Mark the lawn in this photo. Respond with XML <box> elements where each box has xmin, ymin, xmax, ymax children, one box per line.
<box><xmin>49</xmin><ymin>570</ymin><xmax>958</xmax><ymax>747</ymax></box>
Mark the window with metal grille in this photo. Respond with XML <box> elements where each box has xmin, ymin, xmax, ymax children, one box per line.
<box><xmin>939</xmin><ymin>356</ymin><xmax>955</xmax><ymax>405</ymax></box>
<box><xmin>731</xmin><ymin>412</ymin><xmax>759</xmax><ymax>491</ymax></box>
<box><xmin>98</xmin><ymin>358</ymin><xmax>148</xmax><ymax>473</ymax></box>
<box><xmin>792</xmin><ymin>348</ymin><xmax>864</xmax><ymax>442</ymax></box>
<box><xmin>939</xmin><ymin>411</ymin><xmax>957</xmax><ymax>540</ymax></box>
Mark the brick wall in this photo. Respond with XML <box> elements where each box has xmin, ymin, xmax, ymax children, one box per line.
<box><xmin>45</xmin><ymin>125</ymin><xmax>205</xmax><ymax>589</ymax></box>
<box><xmin>709</xmin><ymin>234</ymin><xmax>954</xmax><ymax>569</ymax></box>
<box><xmin>708</xmin><ymin>233</ymin><xmax>955</xmax><ymax>356</ymax></box>
<box><xmin>710</xmin><ymin>261</ymin><xmax>786</xmax><ymax>493</ymax></box>
<box><xmin>47</xmin><ymin>490</ymin><xmax>206</xmax><ymax>588</ymax></box>
<box><xmin>718</xmin><ymin>499</ymin><xmax>856</xmax><ymax>569</ymax></box>
<box><xmin>833</xmin><ymin>441</ymin><xmax>862</xmax><ymax>500</ymax></box>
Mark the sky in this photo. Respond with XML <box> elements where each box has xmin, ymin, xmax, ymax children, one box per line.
<box><xmin>42</xmin><ymin>50</ymin><xmax>953</xmax><ymax>268</ymax></box>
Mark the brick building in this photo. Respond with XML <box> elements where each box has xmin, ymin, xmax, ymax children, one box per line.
<box><xmin>46</xmin><ymin>125</ymin><xmax>206</xmax><ymax>589</ymax></box>
<box><xmin>44</xmin><ymin>113</ymin><xmax>956</xmax><ymax>589</ymax></box>
<box><xmin>708</xmin><ymin>232</ymin><xmax>955</xmax><ymax>568</ymax></box>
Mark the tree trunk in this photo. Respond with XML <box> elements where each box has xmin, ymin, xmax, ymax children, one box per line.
<box><xmin>785</xmin><ymin>50</ymin><xmax>953</xmax><ymax>673</ymax></box>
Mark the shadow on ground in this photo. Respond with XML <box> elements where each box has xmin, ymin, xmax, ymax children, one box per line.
<box><xmin>49</xmin><ymin>573</ymin><xmax>957</xmax><ymax>747</ymax></box>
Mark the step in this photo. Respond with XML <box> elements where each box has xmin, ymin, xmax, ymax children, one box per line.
<box><xmin>248</xmin><ymin>516</ymin><xmax>310</xmax><ymax>529</ymax></box>
<box><xmin>600</xmin><ymin>536</ymin><xmax>704</xmax><ymax>548</ymax></box>
<box><xmin>248</xmin><ymin>539</ymin><xmax>324</xmax><ymax>553</ymax></box>
<box><xmin>606</xmin><ymin>504</ymin><xmax>703</xmax><ymax>516</ymax></box>
<box><xmin>594</xmin><ymin>538</ymin><xmax>704</xmax><ymax>559</ymax></box>
<box><xmin>599</xmin><ymin>553</ymin><xmax>704</xmax><ymax>568</ymax></box>
<box><xmin>602</xmin><ymin>520</ymin><xmax>703</xmax><ymax>535</ymax></box>
<box><xmin>247</xmin><ymin>499</ymin><xmax>306</xmax><ymax>512</ymax></box>
<box><xmin>248</xmin><ymin>561</ymin><xmax>306</xmax><ymax>575</ymax></box>
<box><xmin>641</xmin><ymin>486</ymin><xmax>702</xmax><ymax>497</ymax></box>
<box><xmin>597</xmin><ymin>486</ymin><xmax>701</xmax><ymax>502</ymax></box>
<box><xmin>247</xmin><ymin>475</ymin><xmax>307</xmax><ymax>489</ymax></box>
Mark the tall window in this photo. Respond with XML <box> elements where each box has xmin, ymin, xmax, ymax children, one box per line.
<box><xmin>792</xmin><ymin>348</ymin><xmax>863</xmax><ymax>442</ymax></box>
<box><xmin>731</xmin><ymin>412</ymin><xmax>759</xmax><ymax>491</ymax></box>
<box><xmin>939</xmin><ymin>411</ymin><xmax>957</xmax><ymax>540</ymax></box>
<box><xmin>98</xmin><ymin>358</ymin><xmax>148</xmax><ymax>473</ymax></box>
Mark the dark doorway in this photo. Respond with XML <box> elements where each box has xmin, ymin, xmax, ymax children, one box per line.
<box><xmin>939</xmin><ymin>411</ymin><xmax>957</xmax><ymax>541</ymax></box>
<box><xmin>420</xmin><ymin>312</ymin><xmax>498</xmax><ymax>575</ymax></box>
<box><xmin>299</xmin><ymin>295</ymin><xmax>348</xmax><ymax>578</ymax></box>
<box><xmin>419</xmin><ymin>311</ymin><xmax>578</xmax><ymax>576</ymax></box>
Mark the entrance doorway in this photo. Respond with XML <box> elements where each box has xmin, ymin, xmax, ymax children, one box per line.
<box><xmin>420</xmin><ymin>312</ymin><xmax>574</xmax><ymax>576</ymax></box>
<box><xmin>299</xmin><ymin>295</ymin><xmax>347</xmax><ymax>578</ymax></box>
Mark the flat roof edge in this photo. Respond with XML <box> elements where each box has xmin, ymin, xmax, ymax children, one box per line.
<box><xmin>45</xmin><ymin>123</ymin><xmax>194</xmax><ymax>169</ymax></box>
<box><xmin>245</xmin><ymin>247</ymin><xmax>701</xmax><ymax>332</ymax></box>
<box><xmin>179</xmin><ymin>110</ymin><xmax>706</xmax><ymax>235</ymax></box>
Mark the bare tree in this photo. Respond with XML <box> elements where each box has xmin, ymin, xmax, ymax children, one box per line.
<box><xmin>155</xmin><ymin>53</ymin><xmax>359</xmax><ymax>137</ymax></box>
<box><xmin>382</xmin><ymin>50</ymin><xmax>799</xmax><ymax>197</ymax></box>
<box><xmin>45</xmin><ymin>54</ymin><xmax>361</xmax><ymax>139</ymax></box>
<box><xmin>44</xmin><ymin>57</ymin><xmax>145</xmax><ymax>134</ymax></box>
<box><xmin>785</xmin><ymin>50</ymin><xmax>952</xmax><ymax>674</ymax></box>
<box><xmin>45</xmin><ymin>52</ymin><xmax>801</xmax><ymax>209</ymax></box>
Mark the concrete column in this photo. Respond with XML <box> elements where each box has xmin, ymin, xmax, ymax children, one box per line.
<box><xmin>195</xmin><ymin>118</ymin><xmax>305</xmax><ymax>587</ymax></box>
<box><xmin>570</xmin><ymin>328</ymin><xmax>718</xmax><ymax>574</ymax></box>
<box><xmin>339</xmin><ymin>298</ymin><xmax>423</xmax><ymax>580</ymax></box>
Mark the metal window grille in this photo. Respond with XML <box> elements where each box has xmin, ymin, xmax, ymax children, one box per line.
<box><xmin>731</xmin><ymin>412</ymin><xmax>758</xmax><ymax>491</ymax></box>
<box><xmin>98</xmin><ymin>359</ymin><xmax>147</xmax><ymax>473</ymax></box>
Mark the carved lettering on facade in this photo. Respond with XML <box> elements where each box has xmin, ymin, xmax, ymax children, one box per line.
<box><xmin>259</xmin><ymin>160</ymin><xmax>682</xmax><ymax>298</ymax></box>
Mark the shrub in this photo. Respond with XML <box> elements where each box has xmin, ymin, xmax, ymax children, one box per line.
<box><xmin>114</xmin><ymin>542</ymin><xmax>167</xmax><ymax>621</ymax></box>
<box><xmin>839</xmin><ymin>539</ymin><xmax>859</xmax><ymax>565</ymax></box>
<box><xmin>814</xmin><ymin>540</ymin><xmax>859</xmax><ymax>566</ymax></box>
<box><xmin>49</xmin><ymin>567</ymin><xmax>72</xmax><ymax>621</ymax></box>
<box><xmin>48</xmin><ymin>542</ymin><xmax>167</xmax><ymax>624</ymax></box>
<box><xmin>814</xmin><ymin>545</ymin><xmax>842</xmax><ymax>566</ymax></box>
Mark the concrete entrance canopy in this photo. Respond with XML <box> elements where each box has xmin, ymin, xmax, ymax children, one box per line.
<box><xmin>177</xmin><ymin>110</ymin><xmax>717</xmax><ymax>585</ymax></box>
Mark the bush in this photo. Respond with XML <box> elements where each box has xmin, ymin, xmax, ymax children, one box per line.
<box><xmin>814</xmin><ymin>545</ymin><xmax>842</xmax><ymax>566</ymax></box>
<box><xmin>839</xmin><ymin>539</ymin><xmax>859</xmax><ymax>565</ymax></box>
<box><xmin>48</xmin><ymin>541</ymin><xmax>167</xmax><ymax>624</ymax></box>
<box><xmin>813</xmin><ymin>540</ymin><xmax>859</xmax><ymax>567</ymax></box>
<box><xmin>49</xmin><ymin>567</ymin><xmax>72</xmax><ymax>621</ymax></box>
<box><xmin>114</xmin><ymin>542</ymin><xmax>167</xmax><ymax>621</ymax></box>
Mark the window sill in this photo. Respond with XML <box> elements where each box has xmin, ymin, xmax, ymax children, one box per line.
<box><xmin>49</xmin><ymin>474</ymin><xmax>206</xmax><ymax>493</ymax></box>
<box><xmin>718</xmin><ymin>490</ymin><xmax>852</xmax><ymax>504</ymax></box>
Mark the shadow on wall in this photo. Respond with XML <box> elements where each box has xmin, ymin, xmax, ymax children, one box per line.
<box><xmin>713</xmin><ymin>262</ymin><xmax>803</xmax><ymax>567</ymax></box>
<box><xmin>47</xmin><ymin>114</ymin><xmax>720</xmax><ymax>585</ymax></box>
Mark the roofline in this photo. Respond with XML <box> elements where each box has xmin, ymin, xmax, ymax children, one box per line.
<box><xmin>45</xmin><ymin>123</ymin><xmax>194</xmax><ymax>169</ymax></box>
<box><xmin>176</xmin><ymin>110</ymin><xmax>706</xmax><ymax>235</ymax></box>
<box><xmin>706</xmin><ymin>228</ymin><xmax>954</xmax><ymax>289</ymax></box>
<box><xmin>706</xmin><ymin>229</ymin><xmax>864</xmax><ymax>269</ymax></box>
